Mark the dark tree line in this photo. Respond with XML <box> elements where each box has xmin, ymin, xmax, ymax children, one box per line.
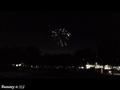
<box><xmin>0</xmin><ymin>45</ymin><xmax>119</xmax><ymax>65</ymax></box>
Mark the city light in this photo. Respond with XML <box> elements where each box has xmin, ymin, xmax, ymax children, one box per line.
<box><xmin>113</xmin><ymin>73</ymin><xmax>120</xmax><ymax>76</ymax></box>
<box><xmin>35</xmin><ymin>65</ymin><xmax>39</xmax><ymax>68</ymax></box>
<box><xmin>95</xmin><ymin>65</ymin><xmax>103</xmax><ymax>69</ymax></box>
<box><xmin>78</xmin><ymin>66</ymin><xmax>81</xmax><ymax>69</ymax></box>
<box><xmin>116</xmin><ymin>66</ymin><xmax>120</xmax><ymax>71</ymax></box>
<box><xmin>10</xmin><ymin>62</ymin><xmax>120</xmax><ymax>77</ymax></box>
<box><xmin>108</xmin><ymin>71</ymin><xmax>112</xmax><ymax>75</ymax></box>
<box><xmin>16</xmin><ymin>64</ymin><xmax>19</xmax><ymax>67</ymax></box>
<box><xmin>86</xmin><ymin>64</ymin><xmax>94</xmax><ymax>69</ymax></box>
<box><xmin>86</xmin><ymin>65</ymin><xmax>91</xmax><ymax>69</ymax></box>
<box><xmin>81</xmin><ymin>66</ymin><xmax>84</xmax><ymax>69</ymax></box>
<box><xmin>95</xmin><ymin>62</ymin><xmax>98</xmax><ymax>65</ymax></box>
<box><xmin>71</xmin><ymin>66</ymin><xmax>75</xmax><ymax>68</ymax></box>
<box><xmin>12</xmin><ymin>64</ymin><xmax>15</xmax><ymax>66</ymax></box>
<box><xmin>104</xmin><ymin>65</ymin><xmax>112</xmax><ymax>70</ymax></box>
<box><xmin>31</xmin><ymin>65</ymin><xmax>33</xmax><ymax>68</ymax></box>
<box><xmin>56</xmin><ymin>65</ymin><xmax>63</xmax><ymax>69</ymax></box>
<box><xmin>113</xmin><ymin>66</ymin><xmax>120</xmax><ymax>70</ymax></box>
<box><xmin>18</xmin><ymin>64</ymin><xmax>22</xmax><ymax>67</ymax></box>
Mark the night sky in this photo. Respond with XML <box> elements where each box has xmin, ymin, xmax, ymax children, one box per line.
<box><xmin>0</xmin><ymin>11</ymin><xmax>120</xmax><ymax>55</ymax></box>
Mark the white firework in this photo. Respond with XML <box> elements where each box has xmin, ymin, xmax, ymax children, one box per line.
<box><xmin>51</xmin><ymin>28</ymin><xmax>71</xmax><ymax>47</ymax></box>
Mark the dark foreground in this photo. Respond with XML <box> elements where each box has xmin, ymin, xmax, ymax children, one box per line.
<box><xmin>0</xmin><ymin>71</ymin><xmax>120</xmax><ymax>89</ymax></box>
<box><xmin>0</xmin><ymin>70</ymin><xmax>118</xmax><ymax>79</ymax></box>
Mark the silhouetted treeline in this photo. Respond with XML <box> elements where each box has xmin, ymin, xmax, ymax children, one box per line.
<box><xmin>0</xmin><ymin>45</ymin><xmax>120</xmax><ymax>65</ymax></box>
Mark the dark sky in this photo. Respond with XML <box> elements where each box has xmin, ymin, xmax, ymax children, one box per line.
<box><xmin>0</xmin><ymin>11</ymin><xmax>120</xmax><ymax>55</ymax></box>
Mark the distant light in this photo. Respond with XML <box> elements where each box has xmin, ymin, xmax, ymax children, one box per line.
<box><xmin>95</xmin><ymin>62</ymin><xmax>98</xmax><ymax>65</ymax></box>
<box><xmin>95</xmin><ymin>65</ymin><xmax>103</xmax><ymax>69</ymax></box>
<box><xmin>108</xmin><ymin>71</ymin><xmax>112</xmax><ymax>75</ymax></box>
<box><xmin>71</xmin><ymin>66</ymin><xmax>75</xmax><ymax>68</ymax></box>
<box><xmin>20</xmin><ymin>63</ymin><xmax>24</xmax><ymax>66</ymax></box>
<box><xmin>86</xmin><ymin>65</ymin><xmax>91</xmax><ymax>69</ymax></box>
<box><xmin>81</xmin><ymin>66</ymin><xmax>84</xmax><ymax>69</ymax></box>
<box><xmin>18</xmin><ymin>64</ymin><xmax>22</xmax><ymax>66</ymax></box>
<box><xmin>35</xmin><ymin>65</ymin><xmax>39</xmax><ymax>68</ymax></box>
<box><xmin>86</xmin><ymin>64</ymin><xmax>94</xmax><ymax>69</ymax></box>
<box><xmin>104</xmin><ymin>65</ymin><xmax>111</xmax><ymax>70</ymax></box>
<box><xmin>113</xmin><ymin>66</ymin><xmax>117</xmax><ymax>69</ymax></box>
<box><xmin>78</xmin><ymin>66</ymin><xmax>81</xmax><ymax>69</ymax></box>
<box><xmin>31</xmin><ymin>65</ymin><xmax>33</xmax><ymax>68</ymax></box>
<box><xmin>113</xmin><ymin>73</ymin><xmax>120</xmax><ymax>76</ymax></box>
<box><xmin>16</xmin><ymin>64</ymin><xmax>19</xmax><ymax>67</ymax></box>
<box><xmin>56</xmin><ymin>66</ymin><xmax>63</xmax><ymax>69</ymax></box>
<box><xmin>115</xmin><ymin>66</ymin><xmax>120</xmax><ymax>71</ymax></box>
<box><xmin>12</xmin><ymin>64</ymin><xmax>15</xmax><ymax>66</ymax></box>
<box><xmin>113</xmin><ymin>66</ymin><xmax>119</xmax><ymax>70</ymax></box>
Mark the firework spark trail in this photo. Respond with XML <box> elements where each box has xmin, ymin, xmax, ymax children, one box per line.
<box><xmin>51</xmin><ymin>28</ymin><xmax>71</xmax><ymax>47</ymax></box>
